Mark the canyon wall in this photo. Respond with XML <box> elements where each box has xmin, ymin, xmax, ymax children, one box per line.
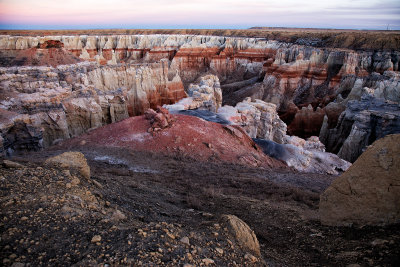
<box><xmin>0</xmin><ymin>35</ymin><xmax>282</xmax><ymax>84</ymax></box>
<box><xmin>0</xmin><ymin>60</ymin><xmax>185</xmax><ymax>154</ymax></box>
<box><xmin>0</xmin><ymin>34</ymin><xmax>399</xmax><ymax>160</ymax></box>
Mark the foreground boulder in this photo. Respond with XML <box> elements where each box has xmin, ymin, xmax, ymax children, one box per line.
<box><xmin>221</xmin><ymin>215</ymin><xmax>261</xmax><ymax>257</ymax></box>
<box><xmin>45</xmin><ymin>151</ymin><xmax>90</xmax><ymax>179</ymax></box>
<box><xmin>319</xmin><ymin>134</ymin><xmax>400</xmax><ymax>226</ymax></box>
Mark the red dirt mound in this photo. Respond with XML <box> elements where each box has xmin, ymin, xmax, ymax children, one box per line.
<box><xmin>56</xmin><ymin>110</ymin><xmax>284</xmax><ymax>169</ymax></box>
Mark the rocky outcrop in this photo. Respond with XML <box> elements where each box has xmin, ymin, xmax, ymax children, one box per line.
<box><xmin>165</xmin><ymin>75</ymin><xmax>222</xmax><ymax>112</ymax></box>
<box><xmin>319</xmin><ymin>134</ymin><xmax>400</xmax><ymax>226</ymax></box>
<box><xmin>223</xmin><ymin>47</ymin><xmax>400</xmax><ymax>138</ymax></box>
<box><xmin>0</xmin><ymin>35</ymin><xmax>281</xmax><ymax>84</ymax></box>
<box><xmin>144</xmin><ymin>107</ymin><xmax>175</xmax><ymax>133</ymax></box>
<box><xmin>321</xmin><ymin>97</ymin><xmax>400</xmax><ymax>162</ymax></box>
<box><xmin>320</xmin><ymin>72</ymin><xmax>400</xmax><ymax>162</ymax></box>
<box><xmin>45</xmin><ymin>151</ymin><xmax>90</xmax><ymax>179</ymax></box>
<box><xmin>166</xmin><ymin>77</ymin><xmax>287</xmax><ymax>143</ymax></box>
<box><xmin>2</xmin><ymin>34</ymin><xmax>397</xmax><ymax>86</ymax></box>
<box><xmin>218</xmin><ymin>98</ymin><xmax>287</xmax><ymax>144</ymax></box>
<box><xmin>165</xmin><ymin>77</ymin><xmax>350</xmax><ymax>174</ymax></box>
<box><xmin>254</xmin><ymin>137</ymin><xmax>351</xmax><ymax>175</ymax></box>
<box><xmin>0</xmin><ymin>61</ymin><xmax>186</xmax><ymax>154</ymax></box>
<box><xmin>287</xmin><ymin>105</ymin><xmax>325</xmax><ymax>137</ymax></box>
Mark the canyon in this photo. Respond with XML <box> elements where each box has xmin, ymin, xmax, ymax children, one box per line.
<box><xmin>1</xmin><ymin>30</ymin><xmax>399</xmax><ymax>266</ymax></box>
<box><xmin>1</xmin><ymin>34</ymin><xmax>399</xmax><ymax>163</ymax></box>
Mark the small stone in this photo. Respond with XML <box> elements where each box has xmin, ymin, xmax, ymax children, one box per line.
<box><xmin>62</xmin><ymin>170</ymin><xmax>71</xmax><ymax>177</ymax></box>
<box><xmin>9</xmin><ymin>254</ymin><xmax>17</xmax><ymax>259</ymax></box>
<box><xmin>186</xmin><ymin>253</ymin><xmax>193</xmax><ymax>261</ymax></box>
<box><xmin>66</xmin><ymin>183</ymin><xmax>72</xmax><ymax>189</ymax></box>
<box><xmin>180</xmin><ymin>236</ymin><xmax>190</xmax><ymax>246</ymax></box>
<box><xmin>11</xmin><ymin>262</ymin><xmax>26</xmax><ymax>267</ymax></box>
<box><xmin>37</xmin><ymin>208</ymin><xmax>43</xmax><ymax>212</ymax></box>
<box><xmin>202</xmin><ymin>258</ymin><xmax>215</xmax><ymax>265</ymax></box>
<box><xmin>92</xmin><ymin>180</ymin><xmax>103</xmax><ymax>189</ymax></box>
<box><xmin>215</xmin><ymin>248</ymin><xmax>223</xmax><ymax>255</ymax></box>
<box><xmin>166</xmin><ymin>232</ymin><xmax>175</xmax><ymax>240</ymax></box>
<box><xmin>244</xmin><ymin>253</ymin><xmax>258</xmax><ymax>263</ymax></box>
<box><xmin>91</xmin><ymin>235</ymin><xmax>101</xmax><ymax>243</ymax></box>
<box><xmin>20</xmin><ymin>217</ymin><xmax>28</xmax><ymax>221</ymax></box>
<box><xmin>371</xmin><ymin>239</ymin><xmax>388</xmax><ymax>246</ymax></box>
<box><xmin>183</xmin><ymin>264</ymin><xmax>194</xmax><ymax>267</ymax></box>
<box><xmin>111</xmin><ymin>209</ymin><xmax>126</xmax><ymax>221</ymax></box>
<box><xmin>3</xmin><ymin>160</ymin><xmax>24</xmax><ymax>169</ymax></box>
<box><xmin>71</xmin><ymin>177</ymin><xmax>80</xmax><ymax>186</ymax></box>
<box><xmin>202</xmin><ymin>212</ymin><xmax>213</xmax><ymax>218</ymax></box>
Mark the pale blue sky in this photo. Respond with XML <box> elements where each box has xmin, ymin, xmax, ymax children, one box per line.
<box><xmin>0</xmin><ymin>0</ymin><xmax>399</xmax><ymax>30</ymax></box>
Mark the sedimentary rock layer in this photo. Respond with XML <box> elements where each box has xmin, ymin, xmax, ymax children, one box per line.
<box><xmin>1</xmin><ymin>34</ymin><xmax>399</xmax><ymax>159</ymax></box>
<box><xmin>0</xmin><ymin>61</ymin><xmax>185</xmax><ymax>154</ymax></box>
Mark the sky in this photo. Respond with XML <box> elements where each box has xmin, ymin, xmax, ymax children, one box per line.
<box><xmin>0</xmin><ymin>0</ymin><xmax>399</xmax><ymax>30</ymax></box>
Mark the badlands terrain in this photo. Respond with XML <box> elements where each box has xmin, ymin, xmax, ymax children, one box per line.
<box><xmin>0</xmin><ymin>29</ymin><xmax>399</xmax><ymax>266</ymax></box>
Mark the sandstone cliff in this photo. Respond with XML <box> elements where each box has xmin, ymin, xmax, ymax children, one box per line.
<box><xmin>319</xmin><ymin>71</ymin><xmax>400</xmax><ymax>162</ymax></box>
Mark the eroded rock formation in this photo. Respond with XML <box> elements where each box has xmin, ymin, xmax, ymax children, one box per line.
<box><xmin>0</xmin><ymin>61</ymin><xmax>185</xmax><ymax>154</ymax></box>
<box><xmin>320</xmin><ymin>72</ymin><xmax>400</xmax><ymax>162</ymax></box>
<box><xmin>165</xmin><ymin>75</ymin><xmax>222</xmax><ymax>112</ymax></box>
<box><xmin>217</xmin><ymin>98</ymin><xmax>287</xmax><ymax>144</ymax></box>
<box><xmin>165</xmin><ymin>75</ymin><xmax>351</xmax><ymax>174</ymax></box>
<box><xmin>1</xmin><ymin>34</ymin><xmax>399</xmax><ymax>161</ymax></box>
<box><xmin>254</xmin><ymin>138</ymin><xmax>351</xmax><ymax>175</ymax></box>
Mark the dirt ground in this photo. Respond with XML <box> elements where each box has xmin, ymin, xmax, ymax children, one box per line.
<box><xmin>1</xmin><ymin>147</ymin><xmax>399</xmax><ymax>266</ymax></box>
